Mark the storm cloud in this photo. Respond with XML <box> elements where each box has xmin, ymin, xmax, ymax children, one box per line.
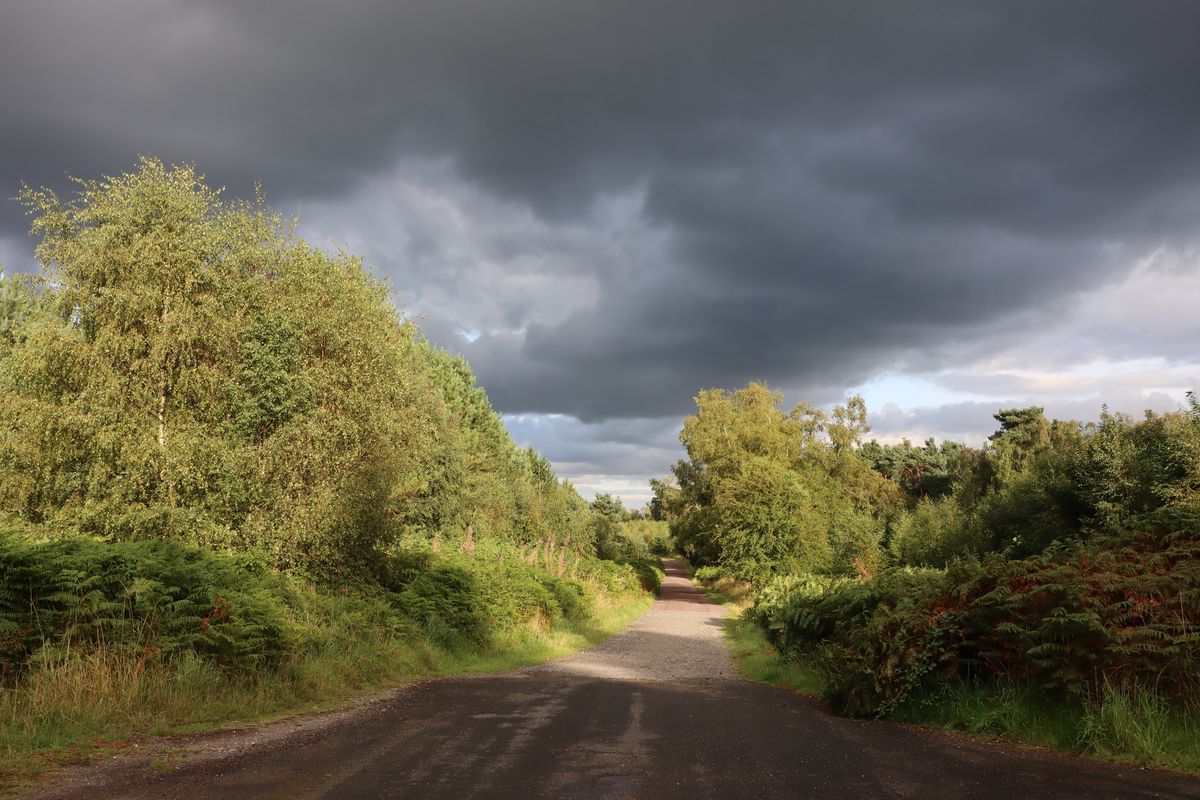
<box><xmin>3</xmin><ymin>1</ymin><xmax>1199</xmax><ymax>498</ymax></box>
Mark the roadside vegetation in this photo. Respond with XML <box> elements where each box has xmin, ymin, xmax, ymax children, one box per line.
<box><xmin>0</xmin><ymin>159</ymin><xmax>654</xmax><ymax>783</ymax></box>
<box><xmin>682</xmin><ymin>558</ymin><xmax>816</xmax><ymax>695</ymax></box>
<box><xmin>590</xmin><ymin>496</ymin><xmax>669</xmax><ymax>593</ymax></box>
<box><xmin>0</xmin><ymin>535</ymin><xmax>650</xmax><ymax>783</ymax></box>
<box><xmin>656</xmin><ymin>381</ymin><xmax>1200</xmax><ymax>772</ymax></box>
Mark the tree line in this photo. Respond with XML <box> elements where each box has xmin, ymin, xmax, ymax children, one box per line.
<box><xmin>659</xmin><ymin>380</ymin><xmax>1200</xmax><ymax>766</ymax></box>
<box><xmin>0</xmin><ymin>157</ymin><xmax>598</xmax><ymax>577</ymax></box>
<box><xmin>655</xmin><ymin>381</ymin><xmax>1200</xmax><ymax>578</ymax></box>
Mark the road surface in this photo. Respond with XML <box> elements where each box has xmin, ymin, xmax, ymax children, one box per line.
<box><xmin>29</xmin><ymin>559</ymin><xmax>1200</xmax><ymax>799</ymax></box>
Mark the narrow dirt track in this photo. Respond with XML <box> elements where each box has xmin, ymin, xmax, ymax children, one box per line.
<box><xmin>28</xmin><ymin>559</ymin><xmax>1200</xmax><ymax>799</ymax></box>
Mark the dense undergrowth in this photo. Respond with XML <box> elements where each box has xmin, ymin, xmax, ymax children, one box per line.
<box><xmin>733</xmin><ymin>511</ymin><xmax>1200</xmax><ymax>771</ymax></box>
<box><xmin>0</xmin><ymin>529</ymin><xmax>651</xmax><ymax>780</ymax></box>
<box><xmin>658</xmin><ymin>379</ymin><xmax>1200</xmax><ymax>771</ymax></box>
<box><xmin>612</xmin><ymin>521</ymin><xmax>670</xmax><ymax>594</ymax></box>
<box><xmin>752</xmin><ymin>515</ymin><xmax>1200</xmax><ymax>704</ymax></box>
<box><xmin>615</xmin><ymin>520</ymin><xmax>673</xmax><ymax>559</ymax></box>
<box><xmin>0</xmin><ymin>159</ymin><xmax>658</xmax><ymax>787</ymax></box>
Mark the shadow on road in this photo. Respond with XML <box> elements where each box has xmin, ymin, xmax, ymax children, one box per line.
<box><xmin>27</xmin><ymin>558</ymin><xmax>1200</xmax><ymax>800</ymax></box>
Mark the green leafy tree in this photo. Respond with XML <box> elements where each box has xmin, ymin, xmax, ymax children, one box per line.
<box><xmin>2</xmin><ymin>158</ymin><xmax>595</xmax><ymax>575</ymax></box>
<box><xmin>0</xmin><ymin>273</ymin><xmax>52</xmax><ymax>350</ymax></box>
<box><xmin>861</xmin><ymin>437</ymin><xmax>972</xmax><ymax>502</ymax></box>
<box><xmin>665</xmin><ymin>382</ymin><xmax>896</xmax><ymax>576</ymax></box>
<box><xmin>590</xmin><ymin>493</ymin><xmax>626</xmax><ymax>522</ymax></box>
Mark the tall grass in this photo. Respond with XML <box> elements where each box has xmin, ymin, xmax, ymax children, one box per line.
<box><xmin>0</xmin><ymin>587</ymin><xmax>651</xmax><ymax>786</ymax></box>
<box><xmin>0</xmin><ymin>537</ymin><xmax>653</xmax><ymax>787</ymax></box>
<box><xmin>1078</xmin><ymin>684</ymin><xmax>1200</xmax><ymax>771</ymax></box>
<box><xmin>890</xmin><ymin>679</ymin><xmax>1200</xmax><ymax>772</ymax></box>
<box><xmin>721</xmin><ymin>616</ymin><xmax>823</xmax><ymax>696</ymax></box>
<box><xmin>889</xmin><ymin>682</ymin><xmax>1083</xmax><ymax>751</ymax></box>
<box><xmin>723</xmin><ymin>624</ymin><xmax>1200</xmax><ymax>773</ymax></box>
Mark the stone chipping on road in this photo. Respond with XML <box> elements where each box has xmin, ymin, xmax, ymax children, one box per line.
<box><xmin>525</xmin><ymin>559</ymin><xmax>736</xmax><ymax>686</ymax></box>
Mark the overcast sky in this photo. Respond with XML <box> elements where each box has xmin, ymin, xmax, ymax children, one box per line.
<box><xmin>3</xmin><ymin>1</ymin><xmax>1198</xmax><ymax>506</ymax></box>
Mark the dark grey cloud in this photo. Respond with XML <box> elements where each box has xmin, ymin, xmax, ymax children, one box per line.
<box><xmin>3</xmin><ymin>0</ymin><xmax>1200</xmax><ymax>439</ymax></box>
<box><xmin>504</xmin><ymin>415</ymin><xmax>682</xmax><ymax>475</ymax></box>
<box><xmin>503</xmin><ymin>414</ymin><xmax>684</xmax><ymax>506</ymax></box>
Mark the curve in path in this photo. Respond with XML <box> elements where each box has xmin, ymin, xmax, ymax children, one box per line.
<box><xmin>29</xmin><ymin>559</ymin><xmax>1200</xmax><ymax>799</ymax></box>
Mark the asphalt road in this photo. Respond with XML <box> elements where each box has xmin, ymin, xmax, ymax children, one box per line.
<box><xmin>29</xmin><ymin>559</ymin><xmax>1200</xmax><ymax>799</ymax></box>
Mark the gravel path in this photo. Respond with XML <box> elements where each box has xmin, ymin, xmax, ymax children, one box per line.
<box><xmin>24</xmin><ymin>559</ymin><xmax>1200</xmax><ymax>799</ymax></box>
<box><xmin>525</xmin><ymin>555</ymin><xmax>736</xmax><ymax>686</ymax></box>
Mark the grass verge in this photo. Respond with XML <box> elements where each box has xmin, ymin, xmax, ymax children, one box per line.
<box><xmin>675</xmin><ymin>556</ymin><xmax>754</xmax><ymax>608</ymax></box>
<box><xmin>721</xmin><ymin>616</ymin><xmax>823</xmax><ymax>696</ymax></box>
<box><xmin>0</xmin><ymin>577</ymin><xmax>652</xmax><ymax>793</ymax></box>
<box><xmin>717</xmin><ymin>619</ymin><xmax>1200</xmax><ymax>775</ymax></box>
<box><xmin>891</xmin><ymin>680</ymin><xmax>1200</xmax><ymax>774</ymax></box>
<box><xmin>428</xmin><ymin>589</ymin><xmax>652</xmax><ymax>677</ymax></box>
<box><xmin>719</xmin><ymin>614</ymin><xmax>1200</xmax><ymax>773</ymax></box>
<box><xmin>679</xmin><ymin>558</ymin><xmax>822</xmax><ymax>696</ymax></box>
<box><xmin>686</xmin><ymin>559</ymin><xmax>1200</xmax><ymax>774</ymax></box>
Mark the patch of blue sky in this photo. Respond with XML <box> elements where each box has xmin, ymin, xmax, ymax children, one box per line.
<box><xmin>846</xmin><ymin>371</ymin><xmax>997</xmax><ymax>413</ymax></box>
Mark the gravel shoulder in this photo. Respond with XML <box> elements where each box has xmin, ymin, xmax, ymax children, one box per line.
<box><xmin>20</xmin><ymin>559</ymin><xmax>1200</xmax><ymax>799</ymax></box>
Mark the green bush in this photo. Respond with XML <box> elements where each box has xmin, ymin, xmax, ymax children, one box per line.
<box><xmin>0</xmin><ymin>532</ymin><xmax>291</xmax><ymax>677</ymax></box>
<box><xmin>752</xmin><ymin>512</ymin><xmax>1200</xmax><ymax>717</ymax></box>
<box><xmin>0</xmin><ymin>529</ymin><xmax>653</xmax><ymax>682</ymax></box>
<box><xmin>435</xmin><ymin>551</ymin><xmax>594</xmax><ymax>635</ymax></box>
<box><xmin>377</xmin><ymin>547</ymin><xmax>627</xmax><ymax>650</ymax></box>
<box><xmin>888</xmin><ymin>497</ymin><xmax>982</xmax><ymax>567</ymax></box>
<box><xmin>393</xmin><ymin>564</ymin><xmax>490</xmax><ymax>648</ymax></box>
<box><xmin>597</xmin><ymin>520</ymin><xmax>657</xmax><ymax>562</ymax></box>
<box><xmin>620</xmin><ymin>520</ymin><xmax>673</xmax><ymax>556</ymax></box>
<box><xmin>577</xmin><ymin>557</ymin><xmax>643</xmax><ymax>596</ymax></box>
<box><xmin>628</xmin><ymin>559</ymin><xmax>665</xmax><ymax>594</ymax></box>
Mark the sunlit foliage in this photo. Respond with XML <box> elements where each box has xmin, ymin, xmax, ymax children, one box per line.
<box><xmin>1</xmin><ymin>158</ymin><xmax>597</xmax><ymax>575</ymax></box>
<box><xmin>662</xmin><ymin>382</ymin><xmax>899</xmax><ymax>579</ymax></box>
